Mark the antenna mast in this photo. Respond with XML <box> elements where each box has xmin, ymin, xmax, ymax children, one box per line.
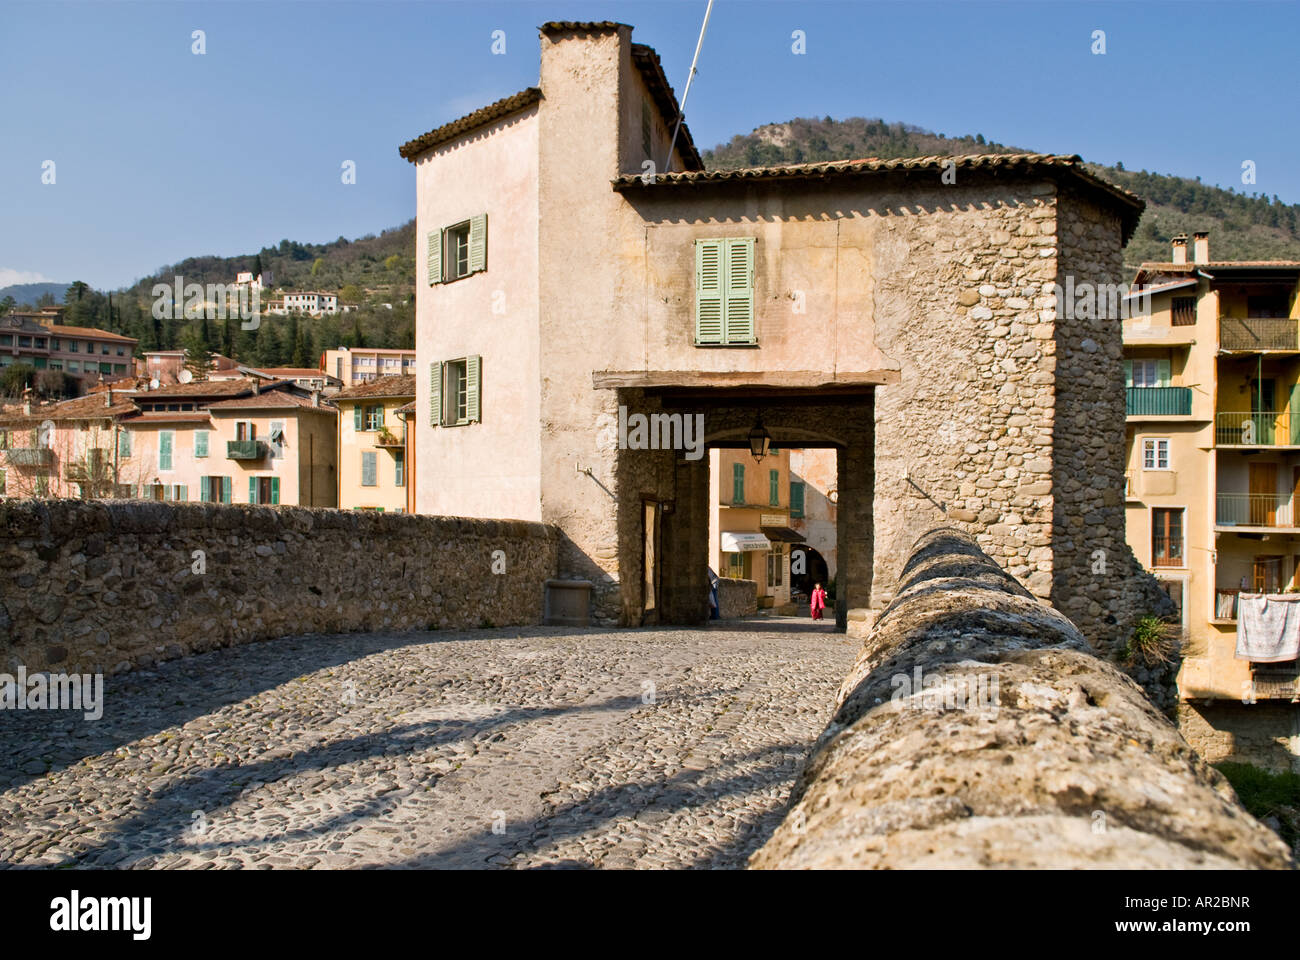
<box><xmin>664</xmin><ymin>0</ymin><xmax>715</xmax><ymax>175</ymax></box>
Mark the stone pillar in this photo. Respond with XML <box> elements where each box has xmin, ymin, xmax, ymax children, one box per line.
<box><xmin>835</xmin><ymin>397</ymin><xmax>874</xmax><ymax>629</ymax></box>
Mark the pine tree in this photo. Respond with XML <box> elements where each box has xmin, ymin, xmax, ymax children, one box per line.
<box><xmin>183</xmin><ymin>326</ymin><xmax>214</xmax><ymax>379</ymax></box>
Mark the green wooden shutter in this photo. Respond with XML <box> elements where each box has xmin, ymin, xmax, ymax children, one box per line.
<box><xmin>724</xmin><ymin>238</ymin><xmax>756</xmax><ymax>344</ymax></box>
<box><xmin>465</xmin><ymin>355</ymin><xmax>481</xmax><ymax>423</ymax></box>
<box><xmin>222</xmin><ymin>477</ymin><xmax>232</xmax><ymax>503</ymax></box>
<box><xmin>769</xmin><ymin>469</ymin><xmax>779</xmax><ymax>506</ymax></box>
<box><xmin>354</xmin><ymin>405</ymin><xmax>363</xmax><ymax>430</ymax></box>
<box><xmin>200</xmin><ymin>476</ymin><xmax>210</xmax><ymax>502</ymax></box>
<box><xmin>194</xmin><ymin>430</ymin><xmax>208</xmax><ymax>458</ymax></box>
<box><xmin>429</xmin><ymin>361</ymin><xmax>443</xmax><ymax>427</ymax></box>
<box><xmin>790</xmin><ymin>481</ymin><xmax>805</xmax><ymax>518</ymax></box>
<box><xmin>732</xmin><ymin>463</ymin><xmax>744</xmax><ymax>503</ymax></box>
<box><xmin>427</xmin><ymin>229</ymin><xmax>442</xmax><ymax>285</ymax></box>
<box><xmin>270</xmin><ymin>477</ymin><xmax>280</xmax><ymax>505</ymax></box>
<box><xmin>468</xmin><ymin>214</ymin><xmax>487</xmax><ymax>274</ymax></box>
<box><xmin>362</xmin><ymin>451</ymin><xmax>376</xmax><ymax>486</ymax></box>
<box><xmin>1156</xmin><ymin>358</ymin><xmax>1171</xmax><ymax>387</ymax></box>
<box><xmin>249</xmin><ymin>477</ymin><xmax>258</xmax><ymax>503</ymax></box>
<box><xmin>178</xmin><ymin>484</ymin><xmax>187</xmax><ymax>502</ymax></box>
<box><xmin>159</xmin><ymin>431</ymin><xmax>173</xmax><ymax>471</ymax></box>
<box><xmin>395</xmin><ymin>450</ymin><xmax>404</xmax><ymax>486</ymax></box>
<box><xmin>1123</xmin><ymin>359</ymin><xmax>1133</xmax><ymax>387</ymax></box>
<box><xmin>695</xmin><ymin>240</ymin><xmax>724</xmax><ymax>344</ymax></box>
<box><xmin>118</xmin><ymin>430</ymin><xmax>131</xmax><ymax>458</ymax></box>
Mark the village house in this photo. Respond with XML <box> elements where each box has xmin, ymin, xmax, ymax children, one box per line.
<box><xmin>401</xmin><ymin>20</ymin><xmax>1165</xmax><ymax>644</ymax></box>
<box><xmin>322</xmin><ymin>347</ymin><xmax>417</xmax><ymax>385</ymax></box>
<box><xmin>707</xmin><ymin>447</ymin><xmax>802</xmax><ymax>609</ymax></box>
<box><xmin>1122</xmin><ymin>232</ymin><xmax>1300</xmax><ymax>770</ymax></box>
<box><xmin>143</xmin><ymin>349</ymin><xmax>239</xmax><ymax>385</ymax></box>
<box><xmin>333</xmin><ymin>374</ymin><xmax>414</xmax><ymax>512</ymax></box>
<box><xmin>0</xmin><ymin>312</ymin><xmax>137</xmax><ymax>388</ymax></box>
<box><xmin>0</xmin><ymin>378</ymin><xmax>337</xmax><ymax>506</ymax></box>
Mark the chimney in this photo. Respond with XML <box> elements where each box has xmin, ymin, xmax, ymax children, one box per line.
<box><xmin>105</xmin><ymin>387</ymin><xmax>113</xmax><ymax>408</ymax></box>
<box><xmin>1171</xmin><ymin>235</ymin><xmax>1188</xmax><ymax>265</ymax></box>
<box><xmin>311</xmin><ymin>388</ymin><xmax>320</xmax><ymax>408</ymax></box>
<box><xmin>1192</xmin><ymin>231</ymin><xmax>1210</xmax><ymax>265</ymax></box>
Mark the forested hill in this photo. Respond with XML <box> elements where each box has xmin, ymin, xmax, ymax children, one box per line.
<box><xmin>703</xmin><ymin>117</ymin><xmax>1300</xmax><ymax>269</ymax></box>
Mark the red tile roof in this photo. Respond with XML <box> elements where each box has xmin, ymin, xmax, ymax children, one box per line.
<box><xmin>251</xmin><ymin>367</ymin><xmax>335</xmax><ymax>378</ymax></box>
<box><xmin>206</xmin><ymin>390</ymin><xmax>335</xmax><ymax>412</ymax></box>
<box><xmin>612</xmin><ymin>152</ymin><xmax>1144</xmax><ymax>242</ymax></box>
<box><xmin>40</xmin><ymin>323</ymin><xmax>137</xmax><ymax>343</ymax></box>
<box><xmin>334</xmin><ymin>374</ymin><xmax>417</xmax><ymax>400</ymax></box>
<box><xmin>400</xmin><ymin>88</ymin><xmax>543</xmax><ymax>161</ymax></box>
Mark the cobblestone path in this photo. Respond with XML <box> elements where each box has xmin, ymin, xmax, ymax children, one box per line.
<box><xmin>0</xmin><ymin>620</ymin><xmax>854</xmax><ymax>869</ymax></box>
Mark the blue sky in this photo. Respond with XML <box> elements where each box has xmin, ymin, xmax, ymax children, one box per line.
<box><xmin>3</xmin><ymin>0</ymin><xmax>1298</xmax><ymax>290</ymax></box>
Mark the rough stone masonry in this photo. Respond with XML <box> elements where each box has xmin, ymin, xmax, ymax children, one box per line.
<box><xmin>751</xmin><ymin>527</ymin><xmax>1294</xmax><ymax>869</ymax></box>
<box><xmin>0</xmin><ymin>500</ymin><xmax>560</xmax><ymax>675</ymax></box>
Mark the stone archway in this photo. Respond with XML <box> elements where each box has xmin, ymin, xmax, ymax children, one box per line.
<box><xmin>610</xmin><ymin>387</ymin><xmax>875</xmax><ymax>630</ymax></box>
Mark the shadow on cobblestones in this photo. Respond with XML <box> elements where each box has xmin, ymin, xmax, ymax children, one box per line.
<box><xmin>403</xmin><ymin>740</ymin><xmax>809</xmax><ymax>870</ymax></box>
<box><xmin>0</xmin><ymin>625</ymin><xmax>625</xmax><ymax>791</ymax></box>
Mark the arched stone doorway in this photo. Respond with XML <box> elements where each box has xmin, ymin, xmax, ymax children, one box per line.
<box><xmin>789</xmin><ymin>544</ymin><xmax>829</xmax><ymax>605</ymax></box>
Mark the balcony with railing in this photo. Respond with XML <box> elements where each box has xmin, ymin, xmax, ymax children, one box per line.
<box><xmin>1126</xmin><ymin>386</ymin><xmax>1193</xmax><ymax>417</ymax></box>
<box><xmin>1219</xmin><ymin>316</ymin><xmax>1300</xmax><ymax>352</ymax></box>
<box><xmin>5</xmin><ymin>447</ymin><xmax>53</xmax><ymax>467</ymax></box>
<box><xmin>1214</xmin><ymin>410</ymin><xmax>1299</xmax><ymax>446</ymax></box>
<box><xmin>1216</xmin><ymin>492</ymin><xmax>1296</xmax><ymax>529</ymax></box>
<box><xmin>227</xmin><ymin>439</ymin><xmax>268</xmax><ymax>461</ymax></box>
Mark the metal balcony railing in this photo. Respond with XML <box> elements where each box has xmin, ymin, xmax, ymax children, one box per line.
<box><xmin>1126</xmin><ymin>386</ymin><xmax>1192</xmax><ymax>417</ymax></box>
<box><xmin>1219</xmin><ymin>316</ymin><xmax>1300</xmax><ymax>352</ymax></box>
<box><xmin>226</xmin><ymin>439</ymin><xmax>268</xmax><ymax>460</ymax></box>
<box><xmin>5</xmin><ymin>447</ymin><xmax>53</xmax><ymax>467</ymax></box>
<box><xmin>1217</xmin><ymin>493</ymin><xmax>1295</xmax><ymax>528</ymax></box>
<box><xmin>1214</xmin><ymin>411</ymin><xmax>1297</xmax><ymax>446</ymax></box>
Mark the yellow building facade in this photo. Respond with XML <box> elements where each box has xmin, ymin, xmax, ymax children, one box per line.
<box><xmin>1123</xmin><ymin>233</ymin><xmax>1300</xmax><ymax>770</ymax></box>
<box><xmin>335</xmin><ymin>375</ymin><xmax>415</xmax><ymax>512</ymax></box>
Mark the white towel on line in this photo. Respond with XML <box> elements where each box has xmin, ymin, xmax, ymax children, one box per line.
<box><xmin>1235</xmin><ymin>593</ymin><xmax>1300</xmax><ymax>662</ymax></box>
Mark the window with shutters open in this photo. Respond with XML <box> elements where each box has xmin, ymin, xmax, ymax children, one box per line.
<box><xmin>430</xmin><ymin>215</ymin><xmax>487</xmax><ymax>284</ymax></box>
<box><xmin>696</xmin><ymin>238</ymin><xmax>756</xmax><ymax>346</ymax></box>
<box><xmin>432</xmin><ymin>356</ymin><xmax>481</xmax><ymax>426</ymax></box>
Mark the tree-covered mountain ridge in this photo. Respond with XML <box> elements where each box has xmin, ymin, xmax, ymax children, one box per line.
<box><xmin>704</xmin><ymin>116</ymin><xmax>1300</xmax><ymax>269</ymax></box>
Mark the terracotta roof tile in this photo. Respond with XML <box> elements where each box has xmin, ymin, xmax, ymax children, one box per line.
<box><xmin>138</xmin><ymin>378</ymin><xmax>258</xmax><ymax>399</ymax></box>
<box><xmin>334</xmin><ymin>375</ymin><xmax>417</xmax><ymax>400</ymax></box>
<box><xmin>39</xmin><ymin>323</ymin><xmax>137</xmax><ymax>343</ymax></box>
<box><xmin>613</xmin><ymin>152</ymin><xmax>1145</xmax><ymax>242</ymax></box>
<box><xmin>399</xmin><ymin>88</ymin><xmax>542</xmax><ymax>161</ymax></box>
<box><xmin>539</xmin><ymin>21</ymin><xmax>629</xmax><ymax>34</ymax></box>
<box><xmin>206</xmin><ymin>390</ymin><xmax>335</xmax><ymax>411</ymax></box>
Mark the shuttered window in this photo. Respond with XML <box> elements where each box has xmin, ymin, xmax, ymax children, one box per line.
<box><xmin>432</xmin><ymin>215</ymin><xmax>487</xmax><ymax>283</ymax></box>
<box><xmin>221</xmin><ymin>477</ymin><xmax>232</xmax><ymax>503</ymax></box>
<box><xmin>194</xmin><ymin>430</ymin><xmax>208</xmax><ymax>458</ymax></box>
<box><xmin>790</xmin><ymin>481</ymin><xmax>805</xmax><ymax>518</ymax></box>
<box><xmin>159</xmin><ymin>431</ymin><xmax>174</xmax><ymax>471</ymax></box>
<box><xmin>429</xmin><ymin>361</ymin><xmax>442</xmax><ymax>427</ymax></box>
<box><xmin>271</xmin><ymin>476</ymin><xmax>279</xmax><ymax>505</ymax></box>
<box><xmin>769</xmin><ymin>469</ymin><xmax>779</xmax><ymax>506</ymax></box>
<box><xmin>354</xmin><ymin>405</ymin><xmax>363</xmax><ymax>431</ymax></box>
<box><xmin>395</xmin><ymin>450</ymin><xmax>405</xmax><ymax>487</ymax></box>
<box><xmin>732</xmin><ymin>463</ymin><xmax>745</xmax><ymax>504</ymax></box>
<box><xmin>427</xmin><ymin>229</ymin><xmax>442</xmax><ymax>286</ymax></box>
<box><xmin>696</xmin><ymin>238</ymin><xmax>756</xmax><ymax>345</ymax></box>
<box><xmin>432</xmin><ymin>356</ymin><xmax>481</xmax><ymax>426</ymax></box>
<box><xmin>362</xmin><ymin>451</ymin><xmax>377</xmax><ymax>487</ymax></box>
<box><xmin>200</xmin><ymin>476</ymin><xmax>210</xmax><ymax>502</ymax></box>
<box><xmin>117</xmin><ymin>430</ymin><xmax>132</xmax><ymax>458</ymax></box>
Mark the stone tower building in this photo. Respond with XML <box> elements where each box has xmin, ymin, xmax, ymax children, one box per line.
<box><xmin>401</xmin><ymin>20</ymin><xmax>1168</xmax><ymax>652</ymax></box>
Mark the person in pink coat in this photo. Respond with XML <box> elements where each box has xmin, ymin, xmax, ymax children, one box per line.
<box><xmin>810</xmin><ymin>583</ymin><xmax>827</xmax><ymax>620</ymax></box>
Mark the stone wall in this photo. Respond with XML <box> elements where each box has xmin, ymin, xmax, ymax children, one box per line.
<box><xmin>1179</xmin><ymin>702</ymin><xmax>1300</xmax><ymax>774</ymax></box>
<box><xmin>716</xmin><ymin>578</ymin><xmax>757</xmax><ymax>619</ymax></box>
<box><xmin>0</xmin><ymin>500</ymin><xmax>560</xmax><ymax>675</ymax></box>
<box><xmin>751</xmin><ymin>527</ymin><xmax>1294</xmax><ymax>869</ymax></box>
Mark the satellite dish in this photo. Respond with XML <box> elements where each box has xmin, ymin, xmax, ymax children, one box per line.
<box><xmin>149</xmin><ymin>378</ymin><xmax>160</xmax><ymax>390</ymax></box>
<box><xmin>177</xmin><ymin>369</ymin><xmax>194</xmax><ymax>384</ymax></box>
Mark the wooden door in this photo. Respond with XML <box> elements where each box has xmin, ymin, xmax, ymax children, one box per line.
<box><xmin>1253</xmin><ymin>555</ymin><xmax>1284</xmax><ymax>593</ymax></box>
<box><xmin>1250</xmin><ymin>462</ymin><xmax>1278</xmax><ymax>525</ymax></box>
<box><xmin>641</xmin><ymin>500</ymin><xmax>660</xmax><ymax>625</ymax></box>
